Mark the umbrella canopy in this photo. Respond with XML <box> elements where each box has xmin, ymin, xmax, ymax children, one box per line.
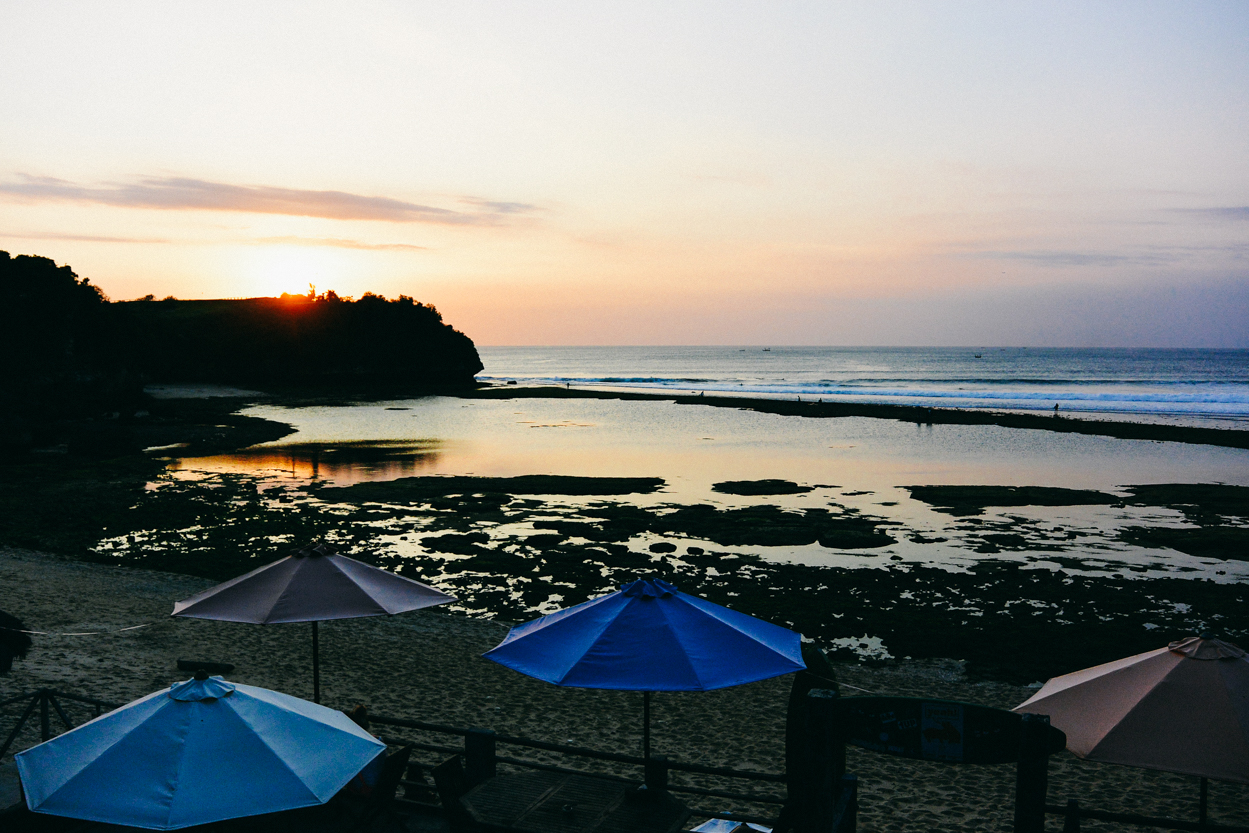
<box><xmin>484</xmin><ymin>577</ymin><xmax>804</xmax><ymax>764</ymax></box>
<box><xmin>692</xmin><ymin>820</ymin><xmax>772</xmax><ymax>832</ymax></box>
<box><xmin>172</xmin><ymin>542</ymin><xmax>454</xmax><ymax>701</ymax></box>
<box><xmin>1013</xmin><ymin>635</ymin><xmax>1249</xmax><ymax>784</ymax></box>
<box><xmin>15</xmin><ymin>673</ymin><xmax>386</xmax><ymax>830</ymax></box>
<box><xmin>484</xmin><ymin>577</ymin><xmax>804</xmax><ymax>691</ymax></box>
<box><xmin>172</xmin><ymin>542</ymin><xmax>453</xmax><ymax>624</ymax></box>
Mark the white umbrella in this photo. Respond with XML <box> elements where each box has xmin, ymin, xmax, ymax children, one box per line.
<box><xmin>173</xmin><ymin>542</ymin><xmax>454</xmax><ymax>701</ymax></box>
<box><xmin>1015</xmin><ymin>635</ymin><xmax>1249</xmax><ymax>823</ymax></box>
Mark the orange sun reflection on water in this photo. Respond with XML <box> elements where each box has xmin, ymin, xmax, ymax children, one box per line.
<box><xmin>167</xmin><ymin>441</ymin><xmax>444</xmax><ymax>486</ymax></box>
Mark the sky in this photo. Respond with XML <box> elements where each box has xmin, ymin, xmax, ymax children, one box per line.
<box><xmin>2</xmin><ymin>1</ymin><xmax>1247</xmax><ymax>346</ymax></box>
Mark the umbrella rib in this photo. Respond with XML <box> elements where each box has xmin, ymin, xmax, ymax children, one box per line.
<box><xmin>654</xmin><ymin>601</ymin><xmax>710</xmax><ymax>691</ymax></box>
<box><xmin>322</xmin><ymin>558</ymin><xmax>388</xmax><ymax>617</ymax></box>
<box><xmin>225</xmin><ymin>707</ymin><xmax>324</xmax><ymax>802</ymax></box>
<box><xmin>685</xmin><ymin>596</ymin><xmax>802</xmax><ymax>656</ymax></box>
<box><xmin>161</xmin><ymin>702</ymin><xmax>199</xmax><ymax>829</ymax></box>
<box><xmin>552</xmin><ymin>602</ymin><xmax>629</xmax><ymax>686</ymax></box>
<box><xmin>663</xmin><ymin>594</ymin><xmax>802</xmax><ymax>690</ymax></box>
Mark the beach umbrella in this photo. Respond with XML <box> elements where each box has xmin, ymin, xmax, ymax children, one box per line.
<box><xmin>1014</xmin><ymin>635</ymin><xmax>1249</xmax><ymax>821</ymax></box>
<box><xmin>691</xmin><ymin>821</ymin><xmax>772</xmax><ymax>833</ymax></box>
<box><xmin>483</xmin><ymin>577</ymin><xmax>805</xmax><ymax>761</ymax></box>
<box><xmin>172</xmin><ymin>542</ymin><xmax>454</xmax><ymax>702</ymax></box>
<box><xmin>15</xmin><ymin>672</ymin><xmax>386</xmax><ymax>830</ymax></box>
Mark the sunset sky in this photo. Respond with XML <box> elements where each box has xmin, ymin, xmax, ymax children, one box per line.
<box><xmin>2</xmin><ymin>2</ymin><xmax>1247</xmax><ymax>346</ymax></box>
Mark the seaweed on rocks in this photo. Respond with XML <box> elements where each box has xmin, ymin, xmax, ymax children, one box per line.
<box><xmin>1123</xmin><ymin>483</ymin><xmax>1249</xmax><ymax>524</ymax></box>
<box><xmin>671</xmin><ymin>554</ymin><xmax>1249</xmax><ymax>684</ymax></box>
<box><xmin>906</xmin><ymin>485</ymin><xmax>1121</xmax><ymax>516</ymax></box>
<box><xmin>1115</xmin><ymin>484</ymin><xmax>1249</xmax><ymax>561</ymax></box>
<box><xmin>660</xmin><ymin>504</ymin><xmax>896</xmax><ymax>549</ymax></box>
<box><xmin>712</xmin><ymin>479</ymin><xmax>815</xmax><ymax>496</ymax></box>
<box><xmin>533</xmin><ymin>502</ymin><xmax>896</xmax><ymax>549</ymax></box>
<box><xmin>421</xmin><ymin>532</ymin><xmax>493</xmax><ymax>556</ymax></box>
<box><xmin>86</xmin><ymin>473</ymin><xmax>347</xmax><ymax>579</ymax></box>
<box><xmin>321</xmin><ymin>475</ymin><xmax>666</xmax><ymax>503</ymax></box>
<box><xmin>1119</xmin><ymin>526</ymin><xmax>1249</xmax><ymax>562</ymax></box>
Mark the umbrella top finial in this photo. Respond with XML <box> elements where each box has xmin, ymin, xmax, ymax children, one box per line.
<box><xmin>169</xmin><ymin>674</ymin><xmax>236</xmax><ymax>701</ymax></box>
<box><xmin>1169</xmin><ymin>634</ymin><xmax>1245</xmax><ymax>660</ymax></box>
<box><xmin>621</xmin><ymin>577</ymin><xmax>677</xmax><ymax>599</ymax></box>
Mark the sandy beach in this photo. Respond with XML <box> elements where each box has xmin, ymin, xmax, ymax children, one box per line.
<box><xmin>3</xmin><ymin>545</ymin><xmax>1247</xmax><ymax>832</ymax></box>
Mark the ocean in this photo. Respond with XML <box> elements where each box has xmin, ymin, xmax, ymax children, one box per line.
<box><xmin>122</xmin><ymin>348</ymin><xmax>1249</xmax><ymax>675</ymax></box>
<box><xmin>477</xmin><ymin>346</ymin><xmax>1249</xmax><ymax>427</ymax></box>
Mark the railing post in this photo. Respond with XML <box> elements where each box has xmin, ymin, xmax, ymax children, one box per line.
<box><xmin>48</xmin><ymin>693</ymin><xmax>74</xmax><ymax>733</ymax></box>
<box><xmin>795</xmin><ymin>688</ymin><xmax>842</xmax><ymax>833</ymax></box>
<box><xmin>464</xmin><ymin>728</ymin><xmax>497</xmax><ymax>786</ymax></box>
<box><xmin>1200</xmin><ymin>777</ymin><xmax>1208</xmax><ymax>830</ymax></box>
<box><xmin>1014</xmin><ymin>713</ymin><xmax>1051</xmax><ymax>833</ymax></box>
<box><xmin>1063</xmin><ymin>798</ymin><xmax>1081</xmax><ymax>833</ymax></box>
<box><xmin>831</xmin><ymin>773</ymin><xmax>858</xmax><ymax>833</ymax></box>
<box><xmin>40</xmin><ymin>689</ymin><xmax>51</xmax><ymax>741</ymax></box>
<box><xmin>0</xmin><ymin>692</ymin><xmax>40</xmax><ymax>758</ymax></box>
<box><xmin>644</xmin><ymin>754</ymin><xmax>669</xmax><ymax>792</ymax></box>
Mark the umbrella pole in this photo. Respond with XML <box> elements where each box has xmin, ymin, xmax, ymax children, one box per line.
<box><xmin>312</xmin><ymin>621</ymin><xmax>320</xmax><ymax>704</ymax></box>
<box><xmin>1200</xmin><ymin>776</ymin><xmax>1208</xmax><ymax>829</ymax></box>
<box><xmin>643</xmin><ymin>691</ymin><xmax>651</xmax><ymax>762</ymax></box>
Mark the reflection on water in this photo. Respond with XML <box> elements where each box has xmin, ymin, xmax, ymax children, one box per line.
<box><xmin>168</xmin><ymin>440</ymin><xmax>444</xmax><ymax>486</ymax></box>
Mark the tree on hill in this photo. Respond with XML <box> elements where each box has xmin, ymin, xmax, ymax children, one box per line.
<box><xmin>0</xmin><ymin>250</ymin><xmax>484</xmax><ymax>397</ymax></box>
<box><xmin>0</xmin><ymin>251</ymin><xmax>112</xmax><ymax>382</ymax></box>
<box><xmin>123</xmin><ymin>290</ymin><xmax>483</xmax><ymax>385</ymax></box>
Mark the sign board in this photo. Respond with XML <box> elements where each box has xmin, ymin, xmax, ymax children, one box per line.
<box><xmin>832</xmin><ymin>696</ymin><xmax>1066</xmax><ymax>764</ymax></box>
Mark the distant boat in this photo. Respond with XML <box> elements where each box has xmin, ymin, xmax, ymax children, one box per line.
<box><xmin>974</xmin><ymin>353</ymin><xmax>982</xmax><ymax>358</ymax></box>
<box><xmin>762</xmin><ymin>348</ymin><xmax>771</xmax><ymax>352</ymax></box>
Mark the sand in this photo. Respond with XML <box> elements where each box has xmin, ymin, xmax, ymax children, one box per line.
<box><xmin>3</xmin><ymin>546</ymin><xmax>1248</xmax><ymax>832</ymax></box>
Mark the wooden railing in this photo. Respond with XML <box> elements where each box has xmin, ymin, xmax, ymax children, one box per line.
<box><xmin>1046</xmin><ymin>799</ymin><xmax>1249</xmax><ymax>833</ymax></box>
<box><xmin>366</xmin><ymin>712</ymin><xmax>790</xmax><ymax>826</ymax></box>
<box><xmin>0</xmin><ymin>690</ymin><xmax>120</xmax><ymax>758</ymax></box>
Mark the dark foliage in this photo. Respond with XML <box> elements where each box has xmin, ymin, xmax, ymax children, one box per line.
<box><xmin>0</xmin><ymin>252</ymin><xmax>143</xmax><ymax>435</ymax></box>
<box><xmin>118</xmin><ymin>291</ymin><xmax>482</xmax><ymax>386</ymax></box>
<box><xmin>0</xmin><ymin>252</ymin><xmax>482</xmax><ymax>456</ymax></box>
<box><xmin>0</xmin><ymin>251</ymin><xmax>110</xmax><ymax>378</ymax></box>
<box><xmin>0</xmin><ymin>252</ymin><xmax>482</xmax><ymax>392</ymax></box>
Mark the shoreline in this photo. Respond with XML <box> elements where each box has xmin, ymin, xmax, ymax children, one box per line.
<box><xmin>464</xmin><ymin>385</ymin><xmax>1249</xmax><ymax>450</ymax></box>
<box><xmin>3</xmin><ymin>545</ymin><xmax>1248</xmax><ymax>832</ymax></box>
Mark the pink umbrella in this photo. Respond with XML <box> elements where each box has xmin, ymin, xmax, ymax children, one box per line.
<box><xmin>1014</xmin><ymin>635</ymin><xmax>1249</xmax><ymax>822</ymax></box>
<box><xmin>173</xmin><ymin>542</ymin><xmax>454</xmax><ymax>702</ymax></box>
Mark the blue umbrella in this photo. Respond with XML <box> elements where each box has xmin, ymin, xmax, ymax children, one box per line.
<box><xmin>16</xmin><ymin>673</ymin><xmax>386</xmax><ymax>830</ymax></box>
<box><xmin>484</xmin><ymin>577</ymin><xmax>804</xmax><ymax>760</ymax></box>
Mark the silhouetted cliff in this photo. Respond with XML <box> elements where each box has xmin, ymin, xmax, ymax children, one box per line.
<box><xmin>119</xmin><ymin>292</ymin><xmax>483</xmax><ymax>386</ymax></box>
<box><xmin>0</xmin><ymin>252</ymin><xmax>483</xmax><ymax>453</ymax></box>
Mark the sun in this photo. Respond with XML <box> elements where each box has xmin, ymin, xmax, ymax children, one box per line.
<box><xmin>245</xmin><ymin>247</ymin><xmax>343</xmax><ymax>299</ymax></box>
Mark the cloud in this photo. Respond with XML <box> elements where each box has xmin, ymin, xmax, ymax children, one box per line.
<box><xmin>458</xmin><ymin>197</ymin><xmax>540</xmax><ymax>215</ymax></box>
<box><xmin>0</xmin><ymin>229</ymin><xmax>170</xmax><ymax>244</ymax></box>
<box><xmin>955</xmin><ymin>249</ymin><xmax>1173</xmax><ymax>268</ymax></box>
<box><xmin>0</xmin><ymin>174</ymin><xmax>538</xmax><ymax>224</ymax></box>
<box><xmin>954</xmin><ymin>239</ymin><xmax>1249</xmax><ymax>268</ymax></box>
<box><xmin>251</xmin><ymin>236</ymin><xmax>427</xmax><ymax>251</ymax></box>
<box><xmin>1173</xmin><ymin>206</ymin><xmax>1249</xmax><ymax>220</ymax></box>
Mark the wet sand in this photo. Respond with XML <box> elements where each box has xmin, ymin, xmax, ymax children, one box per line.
<box><xmin>3</xmin><ymin>546</ymin><xmax>1247</xmax><ymax>832</ymax></box>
